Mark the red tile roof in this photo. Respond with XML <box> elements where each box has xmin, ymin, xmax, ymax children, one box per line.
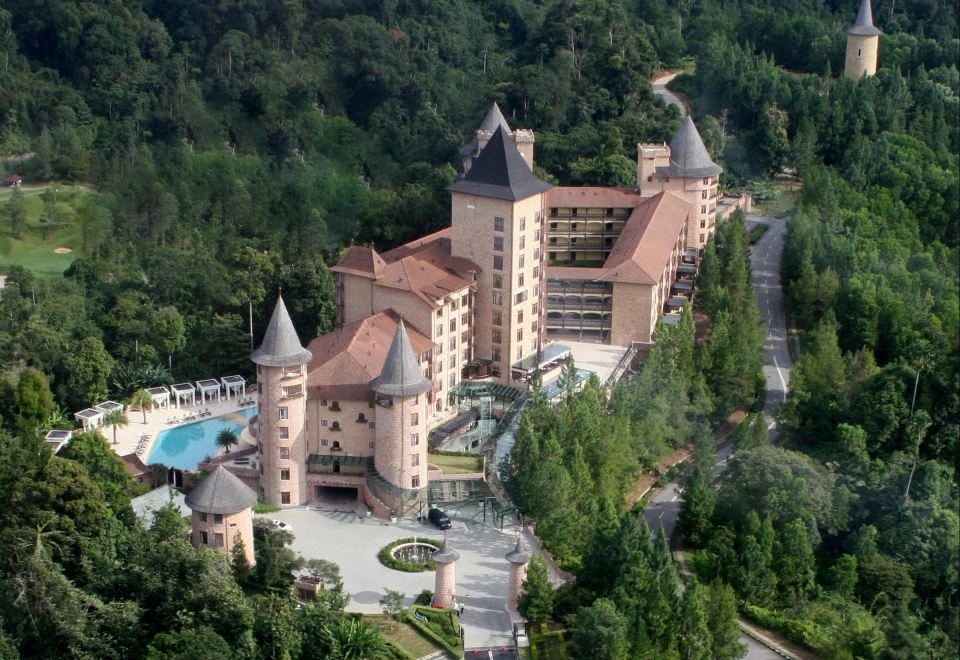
<box><xmin>332</xmin><ymin>246</ymin><xmax>385</xmax><ymax>279</ymax></box>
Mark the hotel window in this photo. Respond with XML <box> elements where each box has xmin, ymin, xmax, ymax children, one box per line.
<box><xmin>516</xmin><ymin>347</ymin><xmax>523</xmax><ymax>360</ymax></box>
<box><xmin>701</xmin><ymin>205</ymin><xmax>707</xmax><ymax>214</ymax></box>
<box><xmin>278</xmin><ymin>406</ymin><xmax>288</xmax><ymax>420</ymax></box>
<box><xmin>534</xmin><ymin>248</ymin><xmax>540</xmax><ymax>260</ymax></box>
<box><xmin>449</xmin><ymin>319</ymin><xmax>456</xmax><ymax>332</ymax></box>
<box><xmin>436</xmin><ymin>379</ymin><xmax>443</xmax><ymax>391</ymax></box>
<box><xmin>461</xmin><ymin>294</ymin><xmax>468</xmax><ymax>306</ymax></box>
<box><xmin>449</xmin><ymin>337</ymin><xmax>456</xmax><ymax>351</ymax></box>
<box><xmin>515</xmin><ymin>290</ymin><xmax>528</xmax><ymax>305</ymax></box>
<box><xmin>411</xmin><ymin>475</ymin><xmax>420</xmax><ymax>488</ymax></box>
<box><xmin>519</xmin><ymin>255</ymin><xmax>525</xmax><ymax>268</ymax></box>
<box><xmin>533</xmin><ymin>266</ymin><xmax>539</xmax><ymax>279</ymax></box>
<box><xmin>518</xmin><ymin>310</ymin><xmax>524</xmax><ymax>323</ymax></box>
<box><xmin>703</xmin><ymin>177</ymin><xmax>710</xmax><ymax>184</ymax></box>
<box><xmin>492</xmin><ymin>347</ymin><xmax>502</xmax><ymax>361</ymax></box>
<box><xmin>535</xmin><ymin>229</ymin><xmax>541</xmax><ymax>241</ymax></box>
<box><xmin>214</xmin><ymin>532</ymin><xmax>224</xmax><ymax>546</ymax></box>
<box><xmin>533</xmin><ymin>303</ymin><xmax>539</xmax><ymax>315</ymax></box>
<box><xmin>321</xmin><ymin>438</ymin><xmax>328</xmax><ymax>446</ymax></box>
<box><xmin>279</xmin><ymin>427</ymin><xmax>289</xmax><ymax>439</ymax></box>
<box><xmin>494</xmin><ymin>255</ymin><xmax>503</xmax><ymax>270</ymax></box>
<box><xmin>701</xmin><ymin>190</ymin><xmax>708</xmax><ymax>200</ymax></box>
<box><xmin>461</xmin><ymin>313</ymin><xmax>468</xmax><ymax>325</ymax></box>
<box><xmin>518</xmin><ymin>274</ymin><xmax>525</xmax><ymax>287</ymax></box>
<box><xmin>412</xmin><ymin>394</ymin><xmax>418</xmax><ymax>404</ymax></box>
<box><xmin>494</xmin><ymin>236</ymin><xmax>504</xmax><ymax>251</ymax></box>
<box><xmin>437</xmin><ymin>359</ymin><xmax>443</xmax><ymax>372</ymax></box>
<box><xmin>462</xmin><ymin>349</ymin><xmax>470</xmax><ymax>361</ymax></box>
<box><xmin>493</xmin><ymin>310</ymin><xmax>502</xmax><ymax>325</ymax></box>
<box><xmin>700</xmin><ymin>233</ymin><xmax>705</xmax><ymax>243</ymax></box>
<box><xmin>517</xmin><ymin>329</ymin><xmax>524</xmax><ymax>341</ymax></box>
<box><xmin>493</xmin><ymin>274</ymin><xmax>503</xmax><ymax>288</ymax></box>
<box><xmin>450</xmin><ymin>298</ymin><xmax>458</xmax><ymax>310</ymax></box>
<box><xmin>493</xmin><ymin>291</ymin><xmax>503</xmax><ymax>306</ymax></box>
<box><xmin>368</xmin><ymin>421</ymin><xmax>376</xmax><ymax>429</ymax></box>
<box><xmin>369</xmin><ymin>441</ymin><xmax>375</xmax><ymax>449</ymax></box>
<box><xmin>436</xmin><ymin>323</ymin><xmax>443</xmax><ymax>336</ymax></box>
<box><xmin>412</xmin><ymin>454</ymin><xmax>419</xmax><ymax>467</ymax></box>
<box><xmin>494</xmin><ymin>216</ymin><xmax>504</xmax><ymax>232</ymax></box>
<box><xmin>199</xmin><ymin>531</ymin><xmax>208</xmax><ymax>545</ymax></box>
<box><xmin>199</xmin><ymin>512</ymin><xmax>208</xmax><ymax>522</ymax></box>
<box><xmin>449</xmin><ymin>373</ymin><xmax>456</xmax><ymax>388</ymax></box>
<box><xmin>700</xmin><ymin>220</ymin><xmax>706</xmax><ymax>229</ymax></box>
<box><xmin>321</xmin><ymin>419</ymin><xmax>328</xmax><ymax>427</ymax></box>
<box><xmin>279</xmin><ymin>447</ymin><xmax>290</xmax><ymax>460</ymax></box>
<box><xmin>410</xmin><ymin>413</ymin><xmax>419</xmax><ymax>426</ymax></box>
<box><xmin>532</xmin><ymin>321</ymin><xmax>539</xmax><ymax>333</ymax></box>
<box><xmin>410</xmin><ymin>433</ymin><xmax>419</xmax><ymax>446</ymax></box>
<box><xmin>492</xmin><ymin>329</ymin><xmax>501</xmax><ymax>344</ymax></box>
<box><xmin>531</xmin><ymin>338</ymin><xmax>537</xmax><ymax>352</ymax></box>
<box><xmin>280</xmin><ymin>468</ymin><xmax>290</xmax><ymax>480</ymax></box>
<box><xmin>281</xmin><ymin>492</ymin><xmax>291</xmax><ymax>504</ymax></box>
<box><xmin>520</xmin><ymin>216</ymin><xmax>526</xmax><ymax>230</ymax></box>
<box><xmin>520</xmin><ymin>236</ymin><xmax>525</xmax><ymax>250</ymax></box>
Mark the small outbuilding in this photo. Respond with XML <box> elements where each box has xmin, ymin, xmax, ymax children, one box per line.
<box><xmin>185</xmin><ymin>466</ymin><xmax>258</xmax><ymax>566</ymax></box>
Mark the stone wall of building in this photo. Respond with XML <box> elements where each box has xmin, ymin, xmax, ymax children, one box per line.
<box><xmin>611</xmin><ymin>281</ymin><xmax>655</xmax><ymax>345</ymax></box>
<box><xmin>306</xmin><ymin>398</ymin><xmax>376</xmax><ymax>457</ymax></box>
<box><xmin>191</xmin><ymin>507</ymin><xmax>255</xmax><ymax>566</ymax></box>
<box><xmin>339</xmin><ymin>273</ymin><xmax>375</xmax><ymax>326</ymax></box>
<box><xmin>845</xmin><ymin>34</ymin><xmax>879</xmax><ymax>78</ymax></box>
<box><xmin>256</xmin><ymin>363</ymin><xmax>308</xmax><ymax>506</ymax></box>
<box><xmin>373</xmin><ymin>393</ymin><xmax>429</xmax><ymax>492</ymax></box>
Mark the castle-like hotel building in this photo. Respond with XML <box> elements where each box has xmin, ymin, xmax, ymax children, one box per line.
<box><xmin>248</xmin><ymin>106</ymin><xmax>744</xmax><ymax>515</ymax></box>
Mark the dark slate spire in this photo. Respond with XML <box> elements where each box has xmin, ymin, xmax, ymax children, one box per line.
<box><xmin>848</xmin><ymin>0</ymin><xmax>881</xmax><ymax>36</ymax></box>
<box><xmin>251</xmin><ymin>295</ymin><xmax>313</xmax><ymax>367</ymax></box>
<box><xmin>658</xmin><ymin>116</ymin><xmax>722</xmax><ymax>178</ymax></box>
<box><xmin>369</xmin><ymin>320</ymin><xmax>432</xmax><ymax>397</ymax></box>
<box><xmin>478</xmin><ymin>103</ymin><xmax>512</xmax><ymax>134</ymax></box>
<box><xmin>185</xmin><ymin>466</ymin><xmax>257</xmax><ymax>514</ymax></box>
<box><xmin>505</xmin><ymin>536</ymin><xmax>531</xmax><ymax>565</ymax></box>
<box><xmin>449</xmin><ymin>126</ymin><xmax>552</xmax><ymax>201</ymax></box>
<box><xmin>432</xmin><ymin>537</ymin><xmax>460</xmax><ymax>564</ymax></box>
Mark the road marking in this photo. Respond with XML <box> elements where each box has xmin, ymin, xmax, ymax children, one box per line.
<box><xmin>718</xmin><ymin>457</ymin><xmax>730</xmax><ymax>465</ymax></box>
<box><xmin>658</xmin><ymin>511</ymin><xmax>664</xmax><ymax>520</ymax></box>
<box><xmin>767</xmin><ymin>420</ymin><xmax>777</xmax><ymax>430</ymax></box>
<box><xmin>773</xmin><ymin>356</ymin><xmax>788</xmax><ymax>402</ymax></box>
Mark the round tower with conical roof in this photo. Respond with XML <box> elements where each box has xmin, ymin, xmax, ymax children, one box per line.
<box><xmin>845</xmin><ymin>0</ymin><xmax>881</xmax><ymax>78</ymax></box>
<box><xmin>252</xmin><ymin>295</ymin><xmax>313</xmax><ymax>507</ymax></box>
<box><xmin>504</xmin><ymin>536</ymin><xmax>532</xmax><ymax>612</ymax></box>
<box><xmin>186</xmin><ymin>466</ymin><xmax>258</xmax><ymax>565</ymax></box>
<box><xmin>431</xmin><ymin>538</ymin><xmax>460</xmax><ymax>610</ymax></box>
<box><xmin>369</xmin><ymin>321</ymin><xmax>431</xmax><ymax>515</ymax></box>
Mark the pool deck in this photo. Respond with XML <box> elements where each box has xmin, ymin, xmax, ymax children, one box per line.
<box><xmin>106</xmin><ymin>395</ymin><xmax>259</xmax><ymax>462</ymax></box>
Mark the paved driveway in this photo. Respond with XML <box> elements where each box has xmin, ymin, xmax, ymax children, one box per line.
<box><xmin>262</xmin><ymin>507</ymin><xmax>524</xmax><ymax>650</ymax></box>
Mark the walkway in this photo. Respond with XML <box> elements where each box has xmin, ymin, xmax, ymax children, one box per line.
<box><xmin>651</xmin><ymin>71</ymin><xmax>689</xmax><ymax>117</ymax></box>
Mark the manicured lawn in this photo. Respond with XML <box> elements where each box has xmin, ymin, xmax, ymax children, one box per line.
<box><xmin>0</xmin><ymin>184</ymin><xmax>91</xmax><ymax>277</ymax></box>
<box><xmin>754</xmin><ymin>182</ymin><xmax>802</xmax><ymax>218</ymax></box>
<box><xmin>427</xmin><ymin>452</ymin><xmax>484</xmax><ymax>474</ymax></box>
<box><xmin>363</xmin><ymin>614</ymin><xmax>442</xmax><ymax>658</ymax></box>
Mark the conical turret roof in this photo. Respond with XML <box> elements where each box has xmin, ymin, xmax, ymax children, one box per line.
<box><xmin>479</xmin><ymin>103</ymin><xmax>512</xmax><ymax>134</ymax></box>
<box><xmin>505</xmin><ymin>536</ymin><xmax>531</xmax><ymax>564</ymax></box>
<box><xmin>185</xmin><ymin>466</ymin><xmax>257</xmax><ymax>514</ymax></box>
<box><xmin>658</xmin><ymin>116</ymin><xmax>722</xmax><ymax>179</ymax></box>
<box><xmin>369</xmin><ymin>320</ymin><xmax>432</xmax><ymax>397</ymax></box>
<box><xmin>450</xmin><ymin>126</ymin><xmax>552</xmax><ymax>201</ymax></box>
<box><xmin>848</xmin><ymin>0</ymin><xmax>881</xmax><ymax>36</ymax></box>
<box><xmin>251</xmin><ymin>295</ymin><xmax>313</xmax><ymax>367</ymax></box>
<box><xmin>432</xmin><ymin>537</ymin><xmax>460</xmax><ymax>564</ymax></box>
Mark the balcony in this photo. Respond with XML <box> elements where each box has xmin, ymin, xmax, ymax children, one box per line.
<box><xmin>547</xmin><ymin>281</ymin><xmax>612</xmax><ymax>295</ymax></box>
<box><xmin>548</xmin><ymin>298</ymin><xmax>613</xmax><ymax>311</ymax></box>
<box><xmin>375</xmin><ymin>395</ymin><xmax>393</xmax><ymax>408</ymax></box>
<box><xmin>281</xmin><ymin>369</ymin><xmax>303</xmax><ymax>380</ymax></box>
<box><xmin>281</xmin><ymin>385</ymin><xmax>304</xmax><ymax>399</ymax></box>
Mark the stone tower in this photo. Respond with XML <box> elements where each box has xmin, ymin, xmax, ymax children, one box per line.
<box><xmin>637</xmin><ymin>115</ymin><xmax>722</xmax><ymax>249</ymax></box>
<box><xmin>186</xmin><ymin>466</ymin><xmax>258</xmax><ymax>565</ymax></box>
<box><xmin>845</xmin><ymin>0</ymin><xmax>881</xmax><ymax>78</ymax></box>
<box><xmin>431</xmin><ymin>538</ymin><xmax>460</xmax><ymax>610</ymax></box>
<box><xmin>504</xmin><ymin>536</ymin><xmax>532</xmax><ymax>612</ymax></box>
<box><xmin>450</xmin><ymin>126</ymin><xmax>552</xmax><ymax>385</ymax></box>
<box><xmin>370</xmin><ymin>321</ymin><xmax>432</xmax><ymax>515</ymax></box>
<box><xmin>252</xmin><ymin>295</ymin><xmax>313</xmax><ymax>507</ymax></box>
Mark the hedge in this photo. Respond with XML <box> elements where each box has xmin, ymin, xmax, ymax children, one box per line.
<box><xmin>529</xmin><ymin>630</ymin><xmax>568</xmax><ymax>660</ymax></box>
<box><xmin>406</xmin><ymin>606</ymin><xmax>463</xmax><ymax>658</ymax></box>
<box><xmin>741</xmin><ymin>604</ymin><xmax>830</xmax><ymax>654</ymax></box>
<box><xmin>377</xmin><ymin>537</ymin><xmax>442</xmax><ymax>572</ymax></box>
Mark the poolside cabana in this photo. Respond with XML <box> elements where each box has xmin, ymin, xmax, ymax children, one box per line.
<box><xmin>146</xmin><ymin>386</ymin><xmax>170</xmax><ymax>409</ymax></box>
<box><xmin>95</xmin><ymin>400</ymin><xmax>125</xmax><ymax>416</ymax></box>
<box><xmin>170</xmin><ymin>383</ymin><xmax>196</xmax><ymax>409</ymax></box>
<box><xmin>74</xmin><ymin>408</ymin><xmax>103</xmax><ymax>431</ymax></box>
<box><xmin>196</xmin><ymin>379</ymin><xmax>222</xmax><ymax>404</ymax></box>
<box><xmin>44</xmin><ymin>430</ymin><xmax>73</xmax><ymax>454</ymax></box>
<box><xmin>220</xmin><ymin>375</ymin><xmax>246</xmax><ymax>400</ymax></box>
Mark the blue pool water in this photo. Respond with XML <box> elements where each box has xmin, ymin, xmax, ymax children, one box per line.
<box><xmin>148</xmin><ymin>408</ymin><xmax>257</xmax><ymax>469</ymax></box>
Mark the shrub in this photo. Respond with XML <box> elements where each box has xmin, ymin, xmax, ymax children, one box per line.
<box><xmin>377</xmin><ymin>537</ymin><xmax>442</xmax><ymax>573</ymax></box>
<box><xmin>741</xmin><ymin>604</ymin><xmax>831</xmax><ymax>653</ymax></box>
<box><xmin>406</xmin><ymin>606</ymin><xmax>463</xmax><ymax>658</ymax></box>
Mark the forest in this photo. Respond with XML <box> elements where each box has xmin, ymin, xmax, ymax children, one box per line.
<box><xmin>0</xmin><ymin>0</ymin><xmax>957</xmax><ymax>658</ymax></box>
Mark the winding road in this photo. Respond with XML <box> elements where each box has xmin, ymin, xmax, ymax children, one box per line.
<box><xmin>642</xmin><ymin>216</ymin><xmax>795</xmax><ymax>658</ymax></box>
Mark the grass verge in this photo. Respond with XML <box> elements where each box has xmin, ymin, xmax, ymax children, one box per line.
<box><xmin>427</xmin><ymin>452</ymin><xmax>484</xmax><ymax>474</ymax></box>
<box><xmin>364</xmin><ymin>614</ymin><xmax>439</xmax><ymax>659</ymax></box>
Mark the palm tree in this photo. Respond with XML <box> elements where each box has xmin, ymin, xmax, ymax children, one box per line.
<box><xmin>103</xmin><ymin>408</ymin><xmax>129</xmax><ymax>445</ymax></box>
<box><xmin>322</xmin><ymin>619</ymin><xmax>389</xmax><ymax>659</ymax></box>
<box><xmin>216</xmin><ymin>428</ymin><xmax>239</xmax><ymax>455</ymax></box>
<box><xmin>128</xmin><ymin>388</ymin><xmax>154</xmax><ymax>424</ymax></box>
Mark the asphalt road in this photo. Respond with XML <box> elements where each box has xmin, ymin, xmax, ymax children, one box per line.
<box><xmin>642</xmin><ymin>214</ymin><xmax>793</xmax><ymax>659</ymax></box>
<box><xmin>651</xmin><ymin>72</ymin><xmax>688</xmax><ymax>117</ymax></box>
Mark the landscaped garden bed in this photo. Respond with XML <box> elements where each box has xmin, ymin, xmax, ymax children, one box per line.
<box><xmin>377</xmin><ymin>537</ymin><xmax>442</xmax><ymax>572</ymax></box>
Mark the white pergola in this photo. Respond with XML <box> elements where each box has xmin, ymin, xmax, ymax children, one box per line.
<box><xmin>44</xmin><ymin>430</ymin><xmax>73</xmax><ymax>454</ymax></box>
<box><xmin>220</xmin><ymin>375</ymin><xmax>246</xmax><ymax>400</ymax></box>
<box><xmin>196</xmin><ymin>379</ymin><xmax>222</xmax><ymax>404</ymax></box>
<box><xmin>74</xmin><ymin>408</ymin><xmax>103</xmax><ymax>431</ymax></box>
<box><xmin>146</xmin><ymin>386</ymin><xmax>170</xmax><ymax>409</ymax></box>
<box><xmin>95</xmin><ymin>400</ymin><xmax>125</xmax><ymax>416</ymax></box>
<box><xmin>170</xmin><ymin>383</ymin><xmax>196</xmax><ymax>409</ymax></box>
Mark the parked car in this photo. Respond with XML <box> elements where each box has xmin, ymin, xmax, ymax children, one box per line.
<box><xmin>428</xmin><ymin>508</ymin><xmax>452</xmax><ymax>530</ymax></box>
<box><xmin>270</xmin><ymin>520</ymin><xmax>294</xmax><ymax>533</ymax></box>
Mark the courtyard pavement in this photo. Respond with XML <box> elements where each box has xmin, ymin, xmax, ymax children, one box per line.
<box><xmin>260</xmin><ymin>506</ymin><xmax>532</xmax><ymax>650</ymax></box>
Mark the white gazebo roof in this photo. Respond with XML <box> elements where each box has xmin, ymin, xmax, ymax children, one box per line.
<box><xmin>171</xmin><ymin>383</ymin><xmax>195</xmax><ymax>395</ymax></box>
<box><xmin>44</xmin><ymin>430</ymin><xmax>73</xmax><ymax>454</ymax></box>
<box><xmin>221</xmin><ymin>375</ymin><xmax>245</xmax><ymax>387</ymax></box>
<box><xmin>94</xmin><ymin>400</ymin><xmax>124</xmax><ymax>414</ymax></box>
<box><xmin>196</xmin><ymin>379</ymin><xmax>221</xmax><ymax>392</ymax></box>
<box><xmin>75</xmin><ymin>408</ymin><xmax>102</xmax><ymax>421</ymax></box>
<box><xmin>146</xmin><ymin>386</ymin><xmax>170</xmax><ymax>402</ymax></box>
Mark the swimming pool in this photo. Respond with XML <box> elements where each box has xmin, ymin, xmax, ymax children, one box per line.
<box><xmin>148</xmin><ymin>408</ymin><xmax>257</xmax><ymax>469</ymax></box>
